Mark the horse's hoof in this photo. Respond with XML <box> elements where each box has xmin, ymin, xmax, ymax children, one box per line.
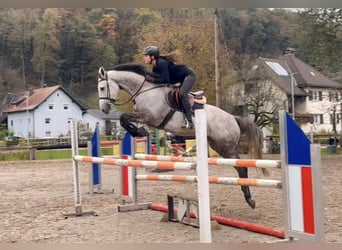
<box><xmin>137</xmin><ymin>127</ymin><xmax>149</xmax><ymax>137</ymax></box>
<box><xmin>247</xmin><ymin>199</ymin><xmax>256</xmax><ymax>209</ymax></box>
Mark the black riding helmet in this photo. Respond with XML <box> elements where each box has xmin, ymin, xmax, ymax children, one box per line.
<box><xmin>142</xmin><ymin>45</ymin><xmax>159</xmax><ymax>58</ymax></box>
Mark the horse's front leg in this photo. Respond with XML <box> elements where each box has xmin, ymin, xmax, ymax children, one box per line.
<box><xmin>120</xmin><ymin>112</ymin><xmax>149</xmax><ymax>137</ymax></box>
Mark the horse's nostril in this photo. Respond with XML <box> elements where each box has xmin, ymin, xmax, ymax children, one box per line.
<box><xmin>100</xmin><ymin>87</ymin><xmax>105</xmax><ymax>91</ymax></box>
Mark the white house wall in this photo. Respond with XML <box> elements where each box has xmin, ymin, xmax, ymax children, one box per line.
<box><xmin>261</xmin><ymin>80</ymin><xmax>288</xmax><ymax>115</ymax></box>
<box><xmin>301</xmin><ymin>87</ymin><xmax>341</xmax><ymax>134</ymax></box>
<box><xmin>33</xmin><ymin>90</ymin><xmax>83</xmax><ymax>138</ymax></box>
<box><xmin>7</xmin><ymin>111</ymin><xmax>33</xmax><ymax>138</ymax></box>
<box><xmin>81</xmin><ymin>114</ymin><xmax>106</xmax><ymax>134</ymax></box>
<box><xmin>81</xmin><ymin>114</ymin><xmax>122</xmax><ymax>135</ymax></box>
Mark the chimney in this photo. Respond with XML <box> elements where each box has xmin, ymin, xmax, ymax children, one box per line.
<box><xmin>286</xmin><ymin>47</ymin><xmax>296</xmax><ymax>55</ymax></box>
<box><xmin>29</xmin><ymin>87</ymin><xmax>34</xmax><ymax>96</ymax></box>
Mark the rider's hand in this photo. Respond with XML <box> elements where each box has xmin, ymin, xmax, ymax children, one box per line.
<box><xmin>145</xmin><ymin>75</ymin><xmax>154</xmax><ymax>82</ymax></box>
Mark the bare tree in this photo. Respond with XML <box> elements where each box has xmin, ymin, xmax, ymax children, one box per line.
<box><xmin>226</xmin><ymin>65</ymin><xmax>288</xmax><ymax>129</ymax></box>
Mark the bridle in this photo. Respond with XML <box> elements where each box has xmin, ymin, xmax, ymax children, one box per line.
<box><xmin>98</xmin><ymin>77</ymin><xmax>117</xmax><ymax>104</ymax></box>
<box><xmin>98</xmin><ymin>76</ymin><xmax>149</xmax><ymax>106</ymax></box>
<box><xmin>98</xmin><ymin>70</ymin><xmax>166</xmax><ymax>106</ymax></box>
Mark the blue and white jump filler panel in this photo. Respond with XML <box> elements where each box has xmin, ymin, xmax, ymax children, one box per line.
<box><xmin>279</xmin><ymin>110</ymin><xmax>324</xmax><ymax>242</ymax></box>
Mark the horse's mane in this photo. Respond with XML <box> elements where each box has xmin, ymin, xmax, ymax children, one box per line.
<box><xmin>112</xmin><ymin>63</ymin><xmax>147</xmax><ymax>76</ymax></box>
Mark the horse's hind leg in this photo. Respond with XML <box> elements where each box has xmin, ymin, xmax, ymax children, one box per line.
<box><xmin>208</xmin><ymin>137</ymin><xmax>256</xmax><ymax>209</ymax></box>
<box><xmin>234</xmin><ymin>166</ymin><xmax>256</xmax><ymax>209</ymax></box>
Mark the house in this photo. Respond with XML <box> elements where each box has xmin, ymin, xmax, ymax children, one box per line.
<box><xmin>280</xmin><ymin>50</ymin><xmax>342</xmax><ymax>134</ymax></box>
<box><xmin>1</xmin><ymin>85</ymin><xmax>122</xmax><ymax>139</ymax></box>
<box><xmin>1</xmin><ymin>85</ymin><xmax>86</xmax><ymax>139</ymax></box>
<box><xmin>82</xmin><ymin>109</ymin><xmax>122</xmax><ymax>136</ymax></box>
<box><xmin>230</xmin><ymin>49</ymin><xmax>342</xmax><ymax>136</ymax></box>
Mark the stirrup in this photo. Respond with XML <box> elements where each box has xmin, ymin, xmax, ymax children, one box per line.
<box><xmin>182</xmin><ymin>119</ymin><xmax>194</xmax><ymax>129</ymax></box>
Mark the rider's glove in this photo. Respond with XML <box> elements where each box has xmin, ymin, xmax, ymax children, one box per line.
<box><xmin>145</xmin><ymin>75</ymin><xmax>154</xmax><ymax>83</ymax></box>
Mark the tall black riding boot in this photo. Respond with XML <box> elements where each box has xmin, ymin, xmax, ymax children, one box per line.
<box><xmin>180</xmin><ymin>95</ymin><xmax>194</xmax><ymax>129</ymax></box>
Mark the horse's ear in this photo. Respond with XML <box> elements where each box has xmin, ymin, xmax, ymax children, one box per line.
<box><xmin>98</xmin><ymin>66</ymin><xmax>107</xmax><ymax>80</ymax></box>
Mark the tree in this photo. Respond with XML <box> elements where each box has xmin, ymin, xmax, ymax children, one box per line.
<box><xmin>31</xmin><ymin>8</ymin><xmax>61</xmax><ymax>87</ymax></box>
<box><xmin>0</xmin><ymin>9</ymin><xmax>40</xmax><ymax>88</ymax></box>
<box><xmin>114</xmin><ymin>9</ymin><xmax>142</xmax><ymax>63</ymax></box>
<box><xmin>59</xmin><ymin>9</ymin><xmax>99</xmax><ymax>93</ymax></box>
<box><xmin>225</xmin><ymin>62</ymin><xmax>288</xmax><ymax>129</ymax></box>
<box><xmin>219</xmin><ymin>8</ymin><xmax>289</xmax><ymax>67</ymax></box>
<box><xmin>134</xmin><ymin>9</ymin><xmax>217</xmax><ymax>103</ymax></box>
<box><xmin>293</xmin><ymin>8</ymin><xmax>342</xmax><ymax>81</ymax></box>
<box><xmin>91</xmin><ymin>8</ymin><xmax>118</xmax><ymax>68</ymax></box>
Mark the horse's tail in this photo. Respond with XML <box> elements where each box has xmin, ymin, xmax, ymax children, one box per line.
<box><xmin>235</xmin><ymin>116</ymin><xmax>270</xmax><ymax>177</ymax></box>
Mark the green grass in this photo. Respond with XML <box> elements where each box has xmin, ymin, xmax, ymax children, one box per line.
<box><xmin>0</xmin><ymin>146</ymin><xmax>340</xmax><ymax>162</ymax></box>
<box><xmin>0</xmin><ymin>147</ymin><xmax>114</xmax><ymax>161</ymax></box>
<box><xmin>36</xmin><ymin>149</ymin><xmax>88</xmax><ymax>160</ymax></box>
<box><xmin>321</xmin><ymin>145</ymin><xmax>342</xmax><ymax>156</ymax></box>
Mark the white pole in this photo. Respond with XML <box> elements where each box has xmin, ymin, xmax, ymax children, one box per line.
<box><xmin>291</xmin><ymin>74</ymin><xmax>295</xmax><ymax>121</ymax></box>
<box><xmin>194</xmin><ymin>105</ymin><xmax>212</xmax><ymax>243</ymax></box>
<box><xmin>214</xmin><ymin>8</ymin><xmax>221</xmax><ymax>108</ymax></box>
<box><xmin>64</xmin><ymin>119</ymin><xmax>96</xmax><ymax>218</ymax></box>
<box><xmin>25</xmin><ymin>96</ymin><xmax>30</xmax><ymax>147</ymax></box>
<box><xmin>70</xmin><ymin>119</ymin><xmax>82</xmax><ymax>215</ymax></box>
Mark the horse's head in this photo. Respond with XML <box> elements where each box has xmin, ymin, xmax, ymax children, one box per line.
<box><xmin>98</xmin><ymin>66</ymin><xmax>120</xmax><ymax>114</ymax></box>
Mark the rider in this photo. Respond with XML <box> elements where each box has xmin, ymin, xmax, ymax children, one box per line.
<box><xmin>142</xmin><ymin>45</ymin><xmax>196</xmax><ymax>129</ymax></box>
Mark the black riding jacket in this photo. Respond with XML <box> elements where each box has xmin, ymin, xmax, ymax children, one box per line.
<box><xmin>151</xmin><ymin>57</ymin><xmax>195</xmax><ymax>84</ymax></box>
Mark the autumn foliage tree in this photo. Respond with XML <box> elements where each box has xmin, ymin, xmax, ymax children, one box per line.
<box><xmin>0</xmin><ymin>8</ymin><xmax>340</xmax><ymax>111</ymax></box>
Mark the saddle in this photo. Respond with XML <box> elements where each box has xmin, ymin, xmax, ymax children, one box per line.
<box><xmin>165</xmin><ymin>86</ymin><xmax>207</xmax><ymax>111</ymax></box>
<box><xmin>157</xmin><ymin>85</ymin><xmax>207</xmax><ymax>129</ymax></box>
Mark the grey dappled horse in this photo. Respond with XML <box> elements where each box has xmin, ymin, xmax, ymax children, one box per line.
<box><xmin>98</xmin><ymin>63</ymin><xmax>268</xmax><ymax>209</ymax></box>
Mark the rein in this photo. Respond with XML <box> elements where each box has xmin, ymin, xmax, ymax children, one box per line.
<box><xmin>113</xmin><ymin>78</ymin><xmax>147</xmax><ymax>106</ymax></box>
<box><xmin>102</xmin><ymin>76</ymin><xmax>165</xmax><ymax>106</ymax></box>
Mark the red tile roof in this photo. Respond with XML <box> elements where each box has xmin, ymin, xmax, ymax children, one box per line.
<box><xmin>2</xmin><ymin>85</ymin><xmax>86</xmax><ymax>113</ymax></box>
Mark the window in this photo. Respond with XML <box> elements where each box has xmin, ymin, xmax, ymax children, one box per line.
<box><xmin>48</xmin><ymin>104</ymin><xmax>54</xmax><ymax>110</ymax></box>
<box><xmin>265</xmin><ymin>61</ymin><xmax>289</xmax><ymax>76</ymax></box>
<box><xmin>233</xmin><ymin>105</ymin><xmax>247</xmax><ymax>117</ymax></box>
<box><xmin>45</xmin><ymin>118</ymin><xmax>51</xmax><ymax>124</ymax></box>
<box><xmin>309</xmin><ymin>91</ymin><xmax>322</xmax><ymax>101</ymax></box>
<box><xmin>45</xmin><ymin>131</ymin><xmax>51</xmax><ymax>137</ymax></box>
<box><xmin>330</xmin><ymin>114</ymin><xmax>340</xmax><ymax>124</ymax></box>
<box><xmin>329</xmin><ymin>91</ymin><xmax>342</xmax><ymax>102</ymax></box>
<box><xmin>313</xmin><ymin>114</ymin><xmax>323</xmax><ymax>124</ymax></box>
<box><xmin>63</xmin><ymin>104</ymin><xmax>69</xmax><ymax>110</ymax></box>
<box><xmin>244</xmin><ymin>83</ymin><xmax>253</xmax><ymax>95</ymax></box>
